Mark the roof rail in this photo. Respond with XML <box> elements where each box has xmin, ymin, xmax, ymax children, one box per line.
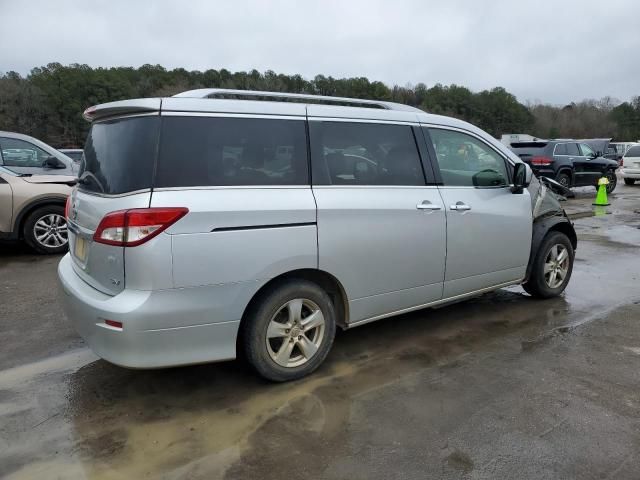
<box><xmin>172</xmin><ymin>88</ymin><xmax>422</xmax><ymax>113</ymax></box>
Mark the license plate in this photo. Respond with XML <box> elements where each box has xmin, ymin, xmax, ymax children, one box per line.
<box><xmin>74</xmin><ymin>236</ymin><xmax>87</xmax><ymax>262</ymax></box>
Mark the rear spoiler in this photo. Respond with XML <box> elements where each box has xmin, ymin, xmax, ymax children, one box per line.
<box><xmin>83</xmin><ymin>98</ymin><xmax>161</xmax><ymax>122</ymax></box>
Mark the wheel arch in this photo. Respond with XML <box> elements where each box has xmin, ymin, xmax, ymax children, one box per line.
<box><xmin>556</xmin><ymin>167</ymin><xmax>574</xmax><ymax>184</ymax></box>
<box><xmin>15</xmin><ymin>196</ymin><xmax>67</xmax><ymax>238</ymax></box>
<box><xmin>236</xmin><ymin>268</ymin><xmax>350</xmax><ymax>356</ymax></box>
<box><xmin>525</xmin><ymin>215</ymin><xmax>577</xmax><ymax>281</ymax></box>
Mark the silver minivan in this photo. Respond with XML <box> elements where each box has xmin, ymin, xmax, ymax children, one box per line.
<box><xmin>58</xmin><ymin>89</ymin><xmax>577</xmax><ymax>381</ymax></box>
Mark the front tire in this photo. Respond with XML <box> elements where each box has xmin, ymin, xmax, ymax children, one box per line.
<box><xmin>523</xmin><ymin>231</ymin><xmax>574</xmax><ymax>299</ymax></box>
<box><xmin>624</xmin><ymin>178</ymin><xmax>635</xmax><ymax>186</ymax></box>
<box><xmin>242</xmin><ymin>279</ymin><xmax>337</xmax><ymax>382</ymax></box>
<box><xmin>23</xmin><ymin>205</ymin><xmax>69</xmax><ymax>254</ymax></box>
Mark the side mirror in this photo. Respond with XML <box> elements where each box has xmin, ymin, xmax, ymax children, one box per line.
<box><xmin>511</xmin><ymin>162</ymin><xmax>531</xmax><ymax>194</ymax></box>
<box><xmin>589</xmin><ymin>152</ymin><xmax>598</xmax><ymax>159</ymax></box>
<box><xmin>42</xmin><ymin>156</ymin><xmax>67</xmax><ymax>169</ymax></box>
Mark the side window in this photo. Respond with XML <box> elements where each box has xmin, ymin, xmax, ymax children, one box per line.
<box><xmin>428</xmin><ymin>128</ymin><xmax>509</xmax><ymax>187</ymax></box>
<box><xmin>566</xmin><ymin>143</ymin><xmax>580</xmax><ymax>156</ymax></box>
<box><xmin>0</xmin><ymin>138</ymin><xmax>50</xmax><ymax>167</ymax></box>
<box><xmin>554</xmin><ymin>143</ymin><xmax>568</xmax><ymax>156</ymax></box>
<box><xmin>155</xmin><ymin>117</ymin><xmax>309</xmax><ymax>187</ymax></box>
<box><xmin>309</xmin><ymin>122</ymin><xmax>425</xmax><ymax>186</ymax></box>
<box><xmin>579</xmin><ymin>143</ymin><xmax>595</xmax><ymax>157</ymax></box>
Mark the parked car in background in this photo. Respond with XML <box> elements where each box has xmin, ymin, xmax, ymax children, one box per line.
<box><xmin>509</xmin><ymin>139</ymin><xmax>618</xmax><ymax>193</ymax></box>
<box><xmin>59</xmin><ymin>89</ymin><xmax>576</xmax><ymax>382</ymax></box>
<box><xmin>607</xmin><ymin>142</ymin><xmax>640</xmax><ymax>164</ymax></box>
<box><xmin>0</xmin><ymin>165</ymin><xmax>75</xmax><ymax>253</ymax></box>
<box><xmin>59</xmin><ymin>148</ymin><xmax>83</xmax><ymax>164</ymax></box>
<box><xmin>0</xmin><ymin>131</ymin><xmax>77</xmax><ymax>176</ymax></box>
<box><xmin>620</xmin><ymin>145</ymin><xmax>640</xmax><ymax>185</ymax></box>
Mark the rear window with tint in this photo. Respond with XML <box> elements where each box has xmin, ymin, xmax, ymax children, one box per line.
<box><xmin>155</xmin><ymin>116</ymin><xmax>308</xmax><ymax>187</ymax></box>
<box><xmin>625</xmin><ymin>146</ymin><xmax>640</xmax><ymax>157</ymax></box>
<box><xmin>80</xmin><ymin>116</ymin><xmax>159</xmax><ymax>194</ymax></box>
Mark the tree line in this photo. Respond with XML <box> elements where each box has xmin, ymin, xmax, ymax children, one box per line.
<box><xmin>0</xmin><ymin>63</ymin><xmax>639</xmax><ymax>148</ymax></box>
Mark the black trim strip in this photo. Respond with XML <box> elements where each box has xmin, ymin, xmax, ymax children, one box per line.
<box><xmin>211</xmin><ymin>222</ymin><xmax>316</xmax><ymax>233</ymax></box>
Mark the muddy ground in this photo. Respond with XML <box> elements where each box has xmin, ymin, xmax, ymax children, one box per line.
<box><xmin>1</xmin><ymin>181</ymin><xmax>639</xmax><ymax>479</ymax></box>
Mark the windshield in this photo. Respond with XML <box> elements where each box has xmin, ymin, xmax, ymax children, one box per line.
<box><xmin>80</xmin><ymin>116</ymin><xmax>159</xmax><ymax>194</ymax></box>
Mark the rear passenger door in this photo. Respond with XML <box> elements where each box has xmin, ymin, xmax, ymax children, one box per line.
<box><xmin>424</xmin><ymin>127</ymin><xmax>532</xmax><ymax>298</ymax></box>
<box><xmin>309</xmin><ymin>119</ymin><xmax>447</xmax><ymax>325</ymax></box>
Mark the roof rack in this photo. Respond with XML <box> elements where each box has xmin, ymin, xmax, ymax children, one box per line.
<box><xmin>172</xmin><ymin>88</ymin><xmax>422</xmax><ymax>113</ymax></box>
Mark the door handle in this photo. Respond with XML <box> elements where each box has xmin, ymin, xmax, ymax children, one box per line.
<box><xmin>450</xmin><ymin>202</ymin><xmax>471</xmax><ymax>211</ymax></box>
<box><xmin>416</xmin><ymin>201</ymin><xmax>442</xmax><ymax>211</ymax></box>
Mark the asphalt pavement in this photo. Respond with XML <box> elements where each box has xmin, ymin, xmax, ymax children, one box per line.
<box><xmin>1</xmin><ymin>181</ymin><xmax>639</xmax><ymax>479</ymax></box>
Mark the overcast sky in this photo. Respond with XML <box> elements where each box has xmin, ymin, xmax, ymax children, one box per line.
<box><xmin>1</xmin><ymin>0</ymin><xmax>638</xmax><ymax>105</ymax></box>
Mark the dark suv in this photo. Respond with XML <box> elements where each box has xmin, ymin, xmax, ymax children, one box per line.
<box><xmin>509</xmin><ymin>140</ymin><xmax>618</xmax><ymax>193</ymax></box>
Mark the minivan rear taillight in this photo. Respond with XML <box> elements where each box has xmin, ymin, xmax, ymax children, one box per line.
<box><xmin>531</xmin><ymin>156</ymin><xmax>553</xmax><ymax>166</ymax></box>
<box><xmin>93</xmin><ymin>208</ymin><xmax>188</xmax><ymax>247</ymax></box>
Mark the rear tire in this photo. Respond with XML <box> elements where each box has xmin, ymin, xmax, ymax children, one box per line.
<box><xmin>624</xmin><ymin>178</ymin><xmax>635</xmax><ymax>186</ymax></box>
<box><xmin>23</xmin><ymin>205</ymin><xmax>68</xmax><ymax>255</ymax></box>
<box><xmin>523</xmin><ymin>231</ymin><xmax>574</xmax><ymax>299</ymax></box>
<box><xmin>556</xmin><ymin>172</ymin><xmax>571</xmax><ymax>189</ymax></box>
<box><xmin>242</xmin><ymin>279</ymin><xmax>336</xmax><ymax>382</ymax></box>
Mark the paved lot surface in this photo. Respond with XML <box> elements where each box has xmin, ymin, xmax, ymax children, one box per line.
<box><xmin>1</xmin><ymin>182</ymin><xmax>639</xmax><ymax>479</ymax></box>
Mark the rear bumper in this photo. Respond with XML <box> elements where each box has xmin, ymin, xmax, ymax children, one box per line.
<box><xmin>620</xmin><ymin>168</ymin><xmax>640</xmax><ymax>179</ymax></box>
<box><xmin>57</xmin><ymin>253</ymin><xmax>240</xmax><ymax>368</ymax></box>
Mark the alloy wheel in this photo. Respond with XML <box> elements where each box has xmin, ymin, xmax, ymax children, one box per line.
<box><xmin>266</xmin><ymin>298</ymin><xmax>326</xmax><ymax>368</ymax></box>
<box><xmin>33</xmin><ymin>213</ymin><xmax>68</xmax><ymax>248</ymax></box>
<box><xmin>543</xmin><ymin>244</ymin><xmax>569</xmax><ymax>289</ymax></box>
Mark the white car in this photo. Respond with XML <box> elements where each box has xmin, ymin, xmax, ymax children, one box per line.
<box><xmin>621</xmin><ymin>145</ymin><xmax>640</xmax><ymax>185</ymax></box>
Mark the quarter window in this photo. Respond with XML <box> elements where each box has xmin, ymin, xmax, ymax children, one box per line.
<box><xmin>155</xmin><ymin>116</ymin><xmax>308</xmax><ymax>187</ymax></box>
<box><xmin>554</xmin><ymin>143</ymin><xmax>568</xmax><ymax>155</ymax></box>
<box><xmin>309</xmin><ymin>122</ymin><xmax>425</xmax><ymax>186</ymax></box>
<box><xmin>428</xmin><ymin>128</ymin><xmax>509</xmax><ymax>187</ymax></box>
<box><xmin>0</xmin><ymin>138</ymin><xmax>50</xmax><ymax>167</ymax></box>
